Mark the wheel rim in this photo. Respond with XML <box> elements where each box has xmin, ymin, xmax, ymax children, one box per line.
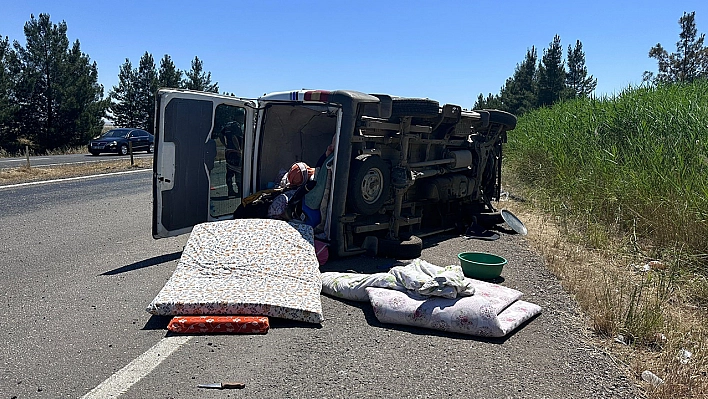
<box><xmin>149</xmin><ymin>144</ymin><xmax>154</xmax><ymax>152</ymax></box>
<box><xmin>360</xmin><ymin>168</ymin><xmax>383</xmax><ymax>204</ymax></box>
<box><xmin>120</xmin><ymin>146</ymin><xmax>127</xmax><ymax>155</ymax></box>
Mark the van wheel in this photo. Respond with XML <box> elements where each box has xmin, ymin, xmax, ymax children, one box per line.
<box><xmin>349</xmin><ymin>154</ymin><xmax>390</xmax><ymax>215</ymax></box>
<box><xmin>390</xmin><ymin>98</ymin><xmax>440</xmax><ymax>118</ymax></box>
<box><xmin>378</xmin><ymin>235</ymin><xmax>422</xmax><ymax>259</ymax></box>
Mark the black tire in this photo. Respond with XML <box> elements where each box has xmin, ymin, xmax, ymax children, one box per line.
<box><xmin>378</xmin><ymin>235</ymin><xmax>422</xmax><ymax>259</ymax></box>
<box><xmin>118</xmin><ymin>144</ymin><xmax>129</xmax><ymax>156</ymax></box>
<box><xmin>147</xmin><ymin>143</ymin><xmax>154</xmax><ymax>153</ymax></box>
<box><xmin>486</xmin><ymin>109</ymin><xmax>517</xmax><ymax>130</ymax></box>
<box><xmin>390</xmin><ymin>97</ymin><xmax>440</xmax><ymax>118</ymax></box>
<box><xmin>89</xmin><ymin>150</ymin><xmax>100</xmax><ymax>156</ymax></box>
<box><xmin>348</xmin><ymin>155</ymin><xmax>390</xmax><ymax>215</ymax></box>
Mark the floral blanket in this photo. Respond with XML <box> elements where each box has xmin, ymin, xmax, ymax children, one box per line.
<box><xmin>321</xmin><ymin>259</ymin><xmax>541</xmax><ymax>337</ymax></box>
<box><xmin>146</xmin><ymin>219</ymin><xmax>323</xmax><ymax>324</ymax></box>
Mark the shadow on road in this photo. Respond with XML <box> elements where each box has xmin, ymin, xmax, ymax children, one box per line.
<box><xmin>142</xmin><ymin>315</ymin><xmax>173</xmax><ymax>330</ymax></box>
<box><xmin>100</xmin><ymin>251</ymin><xmax>182</xmax><ymax>276</ymax></box>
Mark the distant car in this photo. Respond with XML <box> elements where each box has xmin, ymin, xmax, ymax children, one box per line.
<box><xmin>88</xmin><ymin>128</ymin><xmax>155</xmax><ymax>156</ymax></box>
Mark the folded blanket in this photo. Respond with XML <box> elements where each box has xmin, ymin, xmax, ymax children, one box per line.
<box><xmin>321</xmin><ymin>271</ymin><xmax>398</xmax><ymax>301</ymax></box>
<box><xmin>389</xmin><ymin>259</ymin><xmax>475</xmax><ymax>298</ymax></box>
<box><xmin>321</xmin><ymin>259</ymin><xmax>474</xmax><ymax>301</ymax></box>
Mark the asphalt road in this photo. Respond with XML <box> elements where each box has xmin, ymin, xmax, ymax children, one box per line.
<box><xmin>0</xmin><ymin>152</ymin><xmax>153</xmax><ymax>169</ymax></box>
<box><xmin>0</xmin><ymin>172</ymin><xmax>642</xmax><ymax>398</ymax></box>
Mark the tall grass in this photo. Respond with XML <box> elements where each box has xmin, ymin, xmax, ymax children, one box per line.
<box><xmin>506</xmin><ymin>80</ymin><xmax>708</xmax><ymax>272</ymax></box>
<box><xmin>505</xmin><ymin>81</ymin><xmax>708</xmax><ymax>396</ymax></box>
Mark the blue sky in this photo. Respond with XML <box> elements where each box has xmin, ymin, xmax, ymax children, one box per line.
<box><xmin>2</xmin><ymin>1</ymin><xmax>708</xmax><ymax>109</ymax></box>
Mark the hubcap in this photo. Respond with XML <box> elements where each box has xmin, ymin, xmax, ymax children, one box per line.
<box><xmin>361</xmin><ymin>168</ymin><xmax>383</xmax><ymax>204</ymax></box>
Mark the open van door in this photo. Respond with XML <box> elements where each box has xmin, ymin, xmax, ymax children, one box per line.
<box><xmin>152</xmin><ymin>89</ymin><xmax>255</xmax><ymax>238</ymax></box>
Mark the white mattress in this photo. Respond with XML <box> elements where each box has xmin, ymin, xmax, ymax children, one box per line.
<box><xmin>146</xmin><ymin>219</ymin><xmax>323</xmax><ymax>324</ymax></box>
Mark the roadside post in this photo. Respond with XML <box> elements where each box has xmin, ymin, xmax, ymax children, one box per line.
<box><xmin>25</xmin><ymin>145</ymin><xmax>30</xmax><ymax>168</ymax></box>
<box><xmin>128</xmin><ymin>141</ymin><xmax>134</xmax><ymax>166</ymax></box>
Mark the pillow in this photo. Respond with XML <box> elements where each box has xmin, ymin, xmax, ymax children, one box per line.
<box><xmin>366</xmin><ymin>287</ymin><xmax>541</xmax><ymax>337</ymax></box>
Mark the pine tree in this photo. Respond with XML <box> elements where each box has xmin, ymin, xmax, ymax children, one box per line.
<box><xmin>109</xmin><ymin>53</ymin><xmax>158</xmax><ymax>132</ymax></box>
<box><xmin>158</xmin><ymin>54</ymin><xmax>182</xmax><ymax>89</ymax></box>
<box><xmin>12</xmin><ymin>14</ymin><xmax>70</xmax><ymax>150</ymax></box>
<box><xmin>134</xmin><ymin>52</ymin><xmax>158</xmax><ymax>132</ymax></box>
<box><xmin>55</xmin><ymin>40</ymin><xmax>108</xmax><ymax>146</ymax></box>
<box><xmin>565</xmin><ymin>40</ymin><xmax>597</xmax><ymax>98</ymax></box>
<box><xmin>647</xmin><ymin>11</ymin><xmax>708</xmax><ymax>83</ymax></box>
<box><xmin>12</xmin><ymin>14</ymin><xmax>106</xmax><ymax>151</ymax></box>
<box><xmin>473</xmin><ymin>93</ymin><xmax>486</xmax><ymax>109</ymax></box>
<box><xmin>500</xmin><ymin>46</ymin><xmax>538</xmax><ymax>115</ymax></box>
<box><xmin>0</xmin><ymin>34</ymin><xmax>19</xmax><ymax>150</ymax></box>
<box><xmin>473</xmin><ymin>92</ymin><xmax>503</xmax><ymax>110</ymax></box>
<box><xmin>109</xmin><ymin>59</ymin><xmax>141</xmax><ymax>128</ymax></box>
<box><xmin>184</xmin><ymin>56</ymin><xmax>218</xmax><ymax>92</ymax></box>
<box><xmin>537</xmin><ymin>35</ymin><xmax>567</xmax><ymax>107</ymax></box>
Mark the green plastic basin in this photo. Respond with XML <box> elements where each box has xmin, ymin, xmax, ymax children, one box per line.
<box><xmin>458</xmin><ymin>252</ymin><xmax>507</xmax><ymax>280</ymax></box>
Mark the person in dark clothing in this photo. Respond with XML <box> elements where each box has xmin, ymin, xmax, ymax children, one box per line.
<box><xmin>218</xmin><ymin>121</ymin><xmax>243</xmax><ymax>197</ymax></box>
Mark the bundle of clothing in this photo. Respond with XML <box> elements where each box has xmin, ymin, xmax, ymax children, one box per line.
<box><xmin>233</xmin><ymin>153</ymin><xmax>334</xmax><ymax>234</ymax></box>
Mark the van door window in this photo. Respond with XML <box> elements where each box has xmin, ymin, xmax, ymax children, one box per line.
<box><xmin>209</xmin><ymin>104</ymin><xmax>246</xmax><ymax>218</ymax></box>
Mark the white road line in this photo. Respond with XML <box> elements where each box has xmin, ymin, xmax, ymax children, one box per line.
<box><xmin>0</xmin><ymin>169</ymin><xmax>151</xmax><ymax>190</ymax></box>
<box><xmin>81</xmin><ymin>336</ymin><xmax>192</xmax><ymax>399</ymax></box>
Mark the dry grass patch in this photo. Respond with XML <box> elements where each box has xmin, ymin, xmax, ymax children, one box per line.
<box><xmin>0</xmin><ymin>158</ymin><xmax>152</xmax><ymax>186</ymax></box>
<box><xmin>502</xmin><ymin>200</ymin><xmax>708</xmax><ymax>398</ymax></box>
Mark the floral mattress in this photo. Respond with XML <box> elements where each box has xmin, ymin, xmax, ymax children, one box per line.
<box><xmin>146</xmin><ymin>219</ymin><xmax>323</xmax><ymax>324</ymax></box>
<box><xmin>321</xmin><ymin>259</ymin><xmax>541</xmax><ymax>337</ymax></box>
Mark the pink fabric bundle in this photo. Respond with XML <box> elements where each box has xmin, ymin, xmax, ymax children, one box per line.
<box><xmin>314</xmin><ymin>239</ymin><xmax>329</xmax><ymax>265</ymax></box>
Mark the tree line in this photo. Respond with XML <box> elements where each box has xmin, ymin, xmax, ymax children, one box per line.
<box><xmin>478</xmin><ymin>11</ymin><xmax>708</xmax><ymax>115</ymax></box>
<box><xmin>474</xmin><ymin>35</ymin><xmax>597</xmax><ymax>115</ymax></box>
<box><xmin>2</xmin><ymin>12</ymin><xmax>706</xmax><ymax>154</ymax></box>
<box><xmin>0</xmin><ymin>13</ymin><xmax>218</xmax><ymax>153</ymax></box>
<box><xmin>0</xmin><ymin>14</ymin><xmax>106</xmax><ymax>153</ymax></box>
<box><xmin>110</xmin><ymin>53</ymin><xmax>218</xmax><ymax>134</ymax></box>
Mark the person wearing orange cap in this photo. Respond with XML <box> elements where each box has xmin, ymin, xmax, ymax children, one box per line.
<box><xmin>218</xmin><ymin>121</ymin><xmax>243</xmax><ymax>197</ymax></box>
<box><xmin>286</xmin><ymin>162</ymin><xmax>315</xmax><ymax>188</ymax></box>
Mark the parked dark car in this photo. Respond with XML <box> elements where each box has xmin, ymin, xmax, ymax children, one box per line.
<box><xmin>88</xmin><ymin>128</ymin><xmax>155</xmax><ymax>156</ymax></box>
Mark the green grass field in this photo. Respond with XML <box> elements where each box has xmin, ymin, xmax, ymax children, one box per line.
<box><xmin>506</xmin><ymin>80</ymin><xmax>708</xmax><ymax>271</ymax></box>
<box><xmin>504</xmin><ymin>80</ymin><xmax>708</xmax><ymax>397</ymax></box>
